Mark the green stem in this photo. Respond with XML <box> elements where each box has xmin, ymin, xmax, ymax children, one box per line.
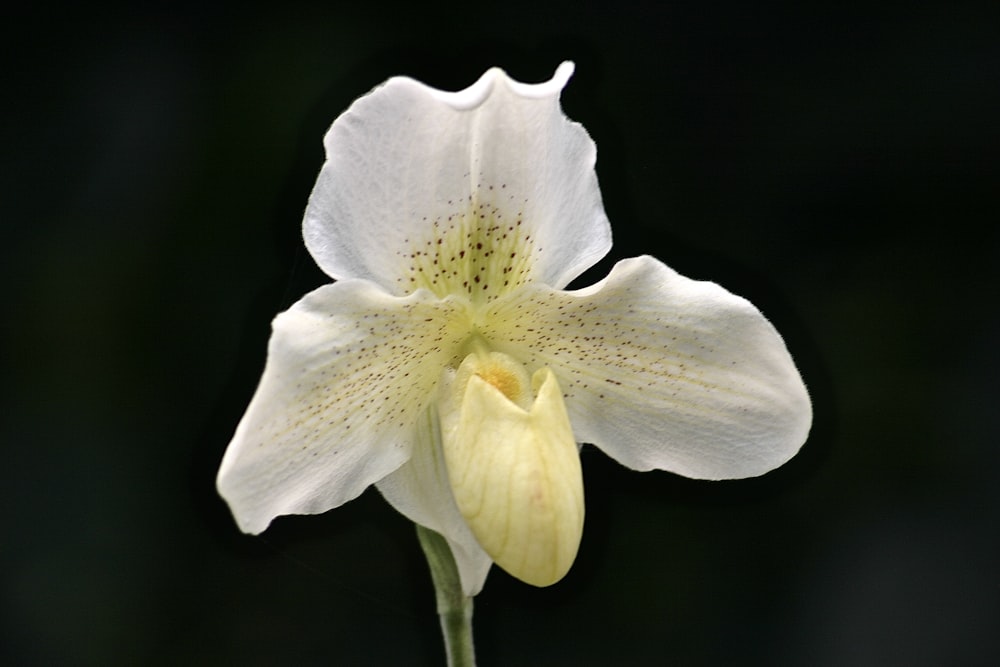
<box><xmin>416</xmin><ymin>525</ymin><xmax>476</xmax><ymax>667</ymax></box>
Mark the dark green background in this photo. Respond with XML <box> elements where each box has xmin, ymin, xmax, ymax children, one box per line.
<box><xmin>4</xmin><ymin>1</ymin><xmax>998</xmax><ymax>664</ymax></box>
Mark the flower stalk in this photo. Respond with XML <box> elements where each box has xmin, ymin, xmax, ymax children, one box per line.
<box><xmin>417</xmin><ymin>525</ymin><xmax>476</xmax><ymax>667</ymax></box>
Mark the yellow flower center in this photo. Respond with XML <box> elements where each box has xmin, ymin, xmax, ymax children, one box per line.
<box><xmin>475</xmin><ymin>365</ymin><xmax>524</xmax><ymax>404</ymax></box>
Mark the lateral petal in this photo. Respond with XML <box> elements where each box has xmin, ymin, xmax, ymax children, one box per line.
<box><xmin>481</xmin><ymin>255</ymin><xmax>812</xmax><ymax>479</ymax></box>
<box><xmin>217</xmin><ymin>281</ymin><xmax>470</xmax><ymax>534</ymax></box>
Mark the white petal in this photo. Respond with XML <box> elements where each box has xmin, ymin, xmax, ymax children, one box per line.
<box><xmin>303</xmin><ymin>61</ymin><xmax>611</xmax><ymax>297</ymax></box>
<box><xmin>217</xmin><ymin>280</ymin><xmax>470</xmax><ymax>534</ymax></box>
<box><xmin>481</xmin><ymin>255</ymin><xmax>812</xmax><ymax>479</ymax></box>
<box><xmin>376</xmin><ymin>409</ymin><xmax>493</xmax><ymax>597</ymax></box>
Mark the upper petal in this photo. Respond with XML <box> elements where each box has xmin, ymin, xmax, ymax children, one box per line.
<box><xmin>303</xmin><ymin>62</ymin><xmax>611</xmax><ymax>296</ymax></box>
<box><xmin>217</xmin><ymin>280</ymin><xmax>471</xmax><ymax>534</ymax></box>
<box><xmin>481</xmin><ymin>255</ymin><xmax>812</xmax><ymax>479</ymax></box>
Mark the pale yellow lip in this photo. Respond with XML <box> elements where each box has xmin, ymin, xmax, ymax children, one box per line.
<box><xmin>438</xmin><ymin>350</ymin><xmax>584</xmax><ymax>587</ymax></box>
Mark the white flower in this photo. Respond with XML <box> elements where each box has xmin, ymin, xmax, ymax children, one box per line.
<box><xmin>217</xmin><ymin>62</ymin><xmax>811</xmax><ymax>596</ymax></box>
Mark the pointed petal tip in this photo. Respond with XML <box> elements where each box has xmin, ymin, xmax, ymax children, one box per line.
<box><xmin>500</xmin><ymin>60</ymin><xmax>575</xmax><ymax>99</ymax></box>
<box><xmin>215</xmin><ymin>460</ymin><xmax>285</xmax><ymax>536</ymax></box>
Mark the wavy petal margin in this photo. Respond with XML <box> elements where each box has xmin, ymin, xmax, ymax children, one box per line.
<box><xmin>303</xmin><ymin>62</ymin><xmax>611</xmax><ymax>295</ymax></box>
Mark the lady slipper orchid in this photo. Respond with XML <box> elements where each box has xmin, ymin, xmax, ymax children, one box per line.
<box><xmin>217</xmin><ymin>62</ymin><xmax>811</xmax><ymax>596</ymax></box>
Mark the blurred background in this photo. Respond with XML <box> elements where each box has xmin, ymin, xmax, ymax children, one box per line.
<box><xmin>3</xmin><ymin>1</ymin><xmax>998</xmax><ymax>664</ymax></box>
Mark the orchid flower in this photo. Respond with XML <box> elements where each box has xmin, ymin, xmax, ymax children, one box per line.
<box><xmin>217</xmin><ymin>62</ymin><xmax>811</xmax><ymax>597</ymax></box>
